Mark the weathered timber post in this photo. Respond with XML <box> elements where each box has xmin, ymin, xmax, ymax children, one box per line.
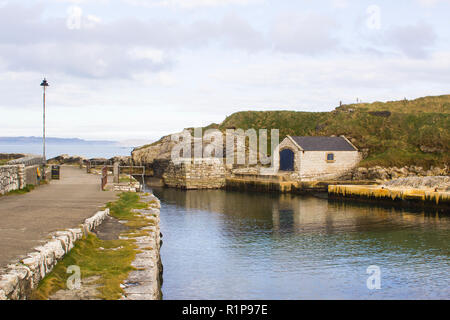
<box><xmin>113</xmin><ymin>162</ymin><xmax>120</xmax><ymax>183</ymax></box>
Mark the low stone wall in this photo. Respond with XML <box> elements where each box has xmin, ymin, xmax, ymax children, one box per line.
<box><xmin>0</xmin><ymin>165</ymin><xmax>24</xmax><ymax>195</ymax></box>
<box><xmin>8</xmin><ymin>155</ymin><xmax>44</xmax><ymax>167</ymax></box>
<box><xmin>163</xmin><ymin>158</ymin><xmax>226</xmax><ymax>189</ymax></box>
<box><xmin>0</xmin><ymin>164</ymin><xmax>48</xmax><ymax>195</ymax></box>
<box><xmin>0</xmin><ymin>209</ymin><xmax>110</xmax><ymax>300</ymax></box>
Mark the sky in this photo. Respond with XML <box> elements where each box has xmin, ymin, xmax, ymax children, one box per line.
<box><xmin>0</xmin><ymin>0</ymin><xmax>449</xmax><ymax>143</ymax></box>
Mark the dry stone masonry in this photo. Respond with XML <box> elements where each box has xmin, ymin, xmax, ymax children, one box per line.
<box><xmin>163</xmin><ymin>158</ymin><xmax>226</xmax><ymax>189</ymax></box>
<box><xmin>0</xmin><ymin>165</ymin><xmax>24</xmax><ymax>195</ymax></box>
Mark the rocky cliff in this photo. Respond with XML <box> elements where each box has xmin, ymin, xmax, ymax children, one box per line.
<box><xmin>131</xmin><ymin>134</ymin><xmax>177</xmax><ymax>166</ymax></box>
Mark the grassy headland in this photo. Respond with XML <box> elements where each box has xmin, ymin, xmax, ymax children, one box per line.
<box><xmin>215</xmin><ymin>95</ymin><xmax>450</xmax><ymax>168</ymax></box>
<box><xmin>133</xmin><ymin>95</ymin><xmax>449</xmax><ymax>169</ymax></box>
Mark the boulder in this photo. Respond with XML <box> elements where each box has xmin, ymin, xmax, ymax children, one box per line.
<box><xmin>48</xmin><ymin>154</ymin><xmax>86</xmax><ymax>165</ymax></box>
<box><xmin>109</xmin><ymin>156</ymin><xmax>131</xmax><ymax>166</ymax></box>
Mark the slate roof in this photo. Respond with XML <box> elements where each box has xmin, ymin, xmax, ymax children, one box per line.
<box><xmin>289</xmin><ymin>136</ymin><xmax>357</xmax><ymax>151</ymax></box>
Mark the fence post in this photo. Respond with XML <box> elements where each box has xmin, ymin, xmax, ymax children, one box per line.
<box><xmin>101</xmin><ymin>166</ymin><xmax>108</xmax><ymax>191</ymax></box>
<box><xmin>113</xmin><ymin>162</ymin><xmax>119</xmax><ymax>183</ymax></box>
<box><xmin>18</xmin><ymin>164</ymin><xmax>25</xmax><ymax>189</ymax></box>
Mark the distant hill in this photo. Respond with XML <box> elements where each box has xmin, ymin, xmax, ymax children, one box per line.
<box><xmin>0</xmin><ymin>137</ymin><xmax>118</xmax><ymax>145</ymax></box>
<box><xmin>135</xmin><ymin>95</ymin><xmax>450</xmax><ymax>168</ymax></box>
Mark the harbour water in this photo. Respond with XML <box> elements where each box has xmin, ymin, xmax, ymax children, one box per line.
<box><xmin>150</xmin><ymin>187</ymin><xmax>450</xmax><ymax>300</ymax></box>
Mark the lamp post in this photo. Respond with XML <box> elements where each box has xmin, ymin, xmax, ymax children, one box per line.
<box><xmin>40</xmin><ymin>78</ymin><xmax>49</xmax><ymax>165</ymax></box>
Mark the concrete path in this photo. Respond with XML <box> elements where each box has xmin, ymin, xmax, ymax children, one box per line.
<box><xmin>0</xmin><ymin>166</ymin><xmax>118</xmax><ymax>269</ymax></box>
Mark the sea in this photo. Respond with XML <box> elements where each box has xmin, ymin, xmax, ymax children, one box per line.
<box><xmin>0</xmin><ymin>143</ymin><xmax>134</xmax><ymax>159</ymax></box>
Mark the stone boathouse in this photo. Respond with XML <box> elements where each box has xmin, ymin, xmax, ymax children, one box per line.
<box><xmin>273</xmin><ymin>136</ymin><xmax>361</xmax><ymax>180</ymax></box>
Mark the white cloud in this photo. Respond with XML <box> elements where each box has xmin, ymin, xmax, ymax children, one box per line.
<box><xmin>124</xmin><ymin>0</ymin><xmax>262</xmax><ymax>8</ymax></box>
<box><xmin>271</xmin><ymin>13</ymin><xmax>339</xmax><ymax>55</ymax></box>
<box><xmin>331</xmin><ymin>0</ymin><xmax>349</xmax><ymax>8</ymax></box>
<box><xmin>416</xmin><ymin>0</ymin><xmax>450</xmax><ymax>7</ymax></box>
<box><xmin>385</xmin><ymin>22</ymin><xmax>437</xmax><ymax>58</ymax></box>
<box><xmin>128</xmin><ymin>47</ymin><xmax>166</xmax><ymax>63</ymax></box>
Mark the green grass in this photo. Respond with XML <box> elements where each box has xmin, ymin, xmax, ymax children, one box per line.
<box><xmin>31</xmin><ymin>192</ymin><xmax>153</xmax><ymax>300</ymax></box>
<box><xmin>0</xmin><ymin>159</ymin><xmax>9</xmax><ymax>165</ymax></box>
<box><xmin>119</xmin><ymin>175</ymin><xmax>137</xmax><ymax>183</ymax></box>
<box><xmin>336</xmin><ymin>94</ymin><xmax>450</xmax><ymax>114</ymax></box>
<box><xmin>30</xmin><ymin>233</ymin><xmax>137</xmax><ymax>300</ymax></box>
<box><xmin>1</xmin><ymin>184</ymin><xmax>35</xmax><ymax>196</ymax></box>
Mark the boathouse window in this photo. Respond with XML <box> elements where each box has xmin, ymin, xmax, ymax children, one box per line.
<box><xmin>326</xmin><ymin>153</ymin><xmax>335</xmax><ymax>162</ymax></box>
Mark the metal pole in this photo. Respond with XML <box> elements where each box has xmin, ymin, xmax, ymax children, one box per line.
<box><xmin>43</xmin><ymin>85</ymin><xmax>46</xmax><ymax>165</ymax></box>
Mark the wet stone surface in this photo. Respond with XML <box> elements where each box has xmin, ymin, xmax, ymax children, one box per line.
<box><xmin>93</xmin><ymin>216</ymin><xmax>129</xmax><ymax>241</ymax></box>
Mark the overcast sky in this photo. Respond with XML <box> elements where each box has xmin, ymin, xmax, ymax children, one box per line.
<box><xmin>0</xmin><ymin>0</ymin><xmax>449</xmax><ymax>143</ymax></box>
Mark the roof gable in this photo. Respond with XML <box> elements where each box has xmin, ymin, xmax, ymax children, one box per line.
<box><xmin>289</xmin><ymin>136</ymin><xmax>357</xmax><ymax>151</ymax></box>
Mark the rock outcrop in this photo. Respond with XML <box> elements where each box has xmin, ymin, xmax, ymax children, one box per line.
<box><xmin>48</xmin><ymin>154</ymin><xmax>86</xmax><ymax>165</ymax></box>
<box><xmin>132</xmin><ymin>135</ymin><xmax>177</xmax><ymax>166</ymax></box>
<box><xmin>382</xmin><ymin>176</ymin><xmax>450</xmax><ymax>191</ymax></box>
<box><xmin>345</xmin><ymin>165</ymin><xmax>448</xmax><ymax>181</ymax></box>
<box><xmin>48</xmin><ymin>155</ymin><xmax>131</xmax><ymax>166</ymax></box>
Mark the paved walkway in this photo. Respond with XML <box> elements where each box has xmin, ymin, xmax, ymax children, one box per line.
<box><xmin>0</xmin><ymin>166</ymin><xmax>117</xmax><ymax>269</ymax></box>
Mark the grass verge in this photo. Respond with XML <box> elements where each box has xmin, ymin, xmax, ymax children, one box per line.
<box><xmin>0</xmin><ymin>184</ymin><xmax>35</xmax><ymax>197</ymax></box>
<box><xmin>31</xmin><ymin>192</ymin><xmax>152</xmax><ymax>300</ymax></box>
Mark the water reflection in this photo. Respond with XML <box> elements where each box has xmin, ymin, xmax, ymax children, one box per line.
<box><xmin>150</xmin><ymin>187</ymin><xmax>450</xmax><ymax>300</ymax></box>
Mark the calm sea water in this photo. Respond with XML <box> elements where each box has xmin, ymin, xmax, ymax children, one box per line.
<box><xmin>149</xmin><ymin>187</ymin><xmax>450</xmax><ymax>300</ymax></box>
<box><xmin>0</xmin><ymin>143</ymin><xmax>133</xmax><ymax>159</ymax></box>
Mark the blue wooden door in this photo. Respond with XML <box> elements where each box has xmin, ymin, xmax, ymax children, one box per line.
<box><xmin>280</xmin><ymin>149</ymin><xmax>294</xmax><ymax>171</ymax></box>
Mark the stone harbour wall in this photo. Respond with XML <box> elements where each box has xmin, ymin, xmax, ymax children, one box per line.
<box><xmin>0</xmin><ymin>165</ymin><xmax>24</xmax><ymax>195</ymax></box>
<box><xmin>163</xmin><ymin>158</ymin><xmax>226</xmax><ymax>189</ymax></box>
<box><xmin>121</xmin><ymin>194</ymin><xmax>162</xmax><ymax>300</ymax></box>
<box><xmin>0</xmin><ymin>209</ymin><xmax>110</xmax><ymax>300</ymax></box>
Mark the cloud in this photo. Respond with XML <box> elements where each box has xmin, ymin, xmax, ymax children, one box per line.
<box><xmin>0</xmin><ymin>3</ymin><xmax>265</xmax><ymax>78</ymax></box>
<box><xmin>270</xmin><ymin>13</ymin><xmax>339</xmax><ymax>55</ymax></box>
<box><xmin>127</xmin><ymin>47</ymin><xmax>166</xmax><ymax>63</ymax></box>
<box><xmin>385</xmin><ymin>22</ymin><xmax>437</xmax><ymax>59</ymax></box>
<box><xmin>0</xmin><ymin>43</ymin><xmax>172</xmax><ymax>78</ymax></box>
<box><xmin>415</xmin><ymin>0</ymin><xmax>450</xmax><ymax>7</ymax></box>
<box><xmin>124</xmin><ymin>0</ymin><xmax>262</xmax><ymax>8</ymax></box>
<box><xmin>331</xmin><ymin>0</ymin><xmax>349</xmax><ymax>8</ymax></box>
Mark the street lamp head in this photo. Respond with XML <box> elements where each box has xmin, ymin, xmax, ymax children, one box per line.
<box><xmin>40</xmin><ymin>78</ymin><xmax>49</xmax><ymax>87</ymax></box>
